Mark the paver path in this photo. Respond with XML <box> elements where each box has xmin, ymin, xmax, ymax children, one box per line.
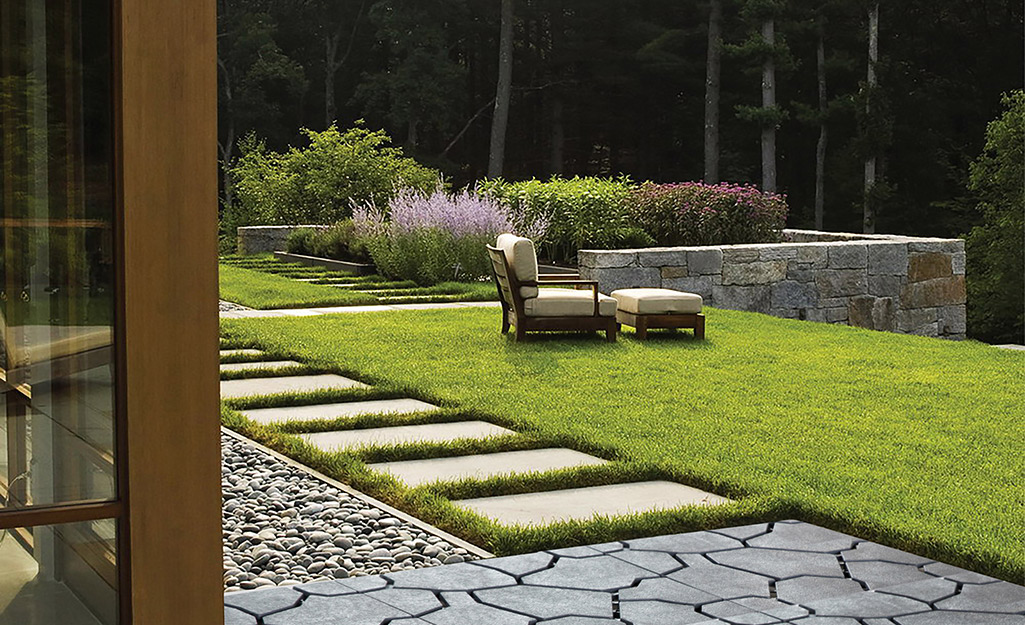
<box><xmin>300</xmin><ymin>421</ymin><xmax>516</xmax><ymax>451</ymax></box>
<box><xmin>219</xmin><ymin>300</ymin><xmax>501</xmax><ymax>319</ymax></box>
<box><xmin>455</xmin><ymin>481</ymin><xmax>730</xmax><ymax>525</ymax></box>
<box><xmin>368</xmin><ymin>448</ymin><xmax>609</xmax><ymax>487</ymax></box>
<box><xmin>224</xmin><ymin>520</ymin><xmax>1025</xmax><ymax>624</ymax></box>
<box><xmin>220</xmin><ymin>360</ymin><xmax>303</xmax><ymax>372</ymax></box>
<box><xmin>241</xmin><ymin>399</ymin><xmax>440</xmax><ymax>425</ymax></box>
<box><xmin>220</xmin><ymin>373</ymin><xmax>368</xmax><ymax>399</ymax></box>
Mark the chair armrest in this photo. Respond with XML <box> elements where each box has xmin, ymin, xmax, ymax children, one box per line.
<box><xmin>538</xmin><ymin>273</ymin><xmax>581</xmax><ymax>281</ymax></box>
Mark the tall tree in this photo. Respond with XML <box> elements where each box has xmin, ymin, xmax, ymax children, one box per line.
<box><xmin>862</xmin><ymin>2</ymin><xmax>878</xmax><ymax>232</ymax></box>
<box><xmin>321</xmin><ymin>0</ymin><xmax>368</xmax><ymax>127</ymax></box>
<box><xmin>488</xmin><ymin>0</ymin><xmax>514</xmax><ymax>177</ymax></box>
<box><xmin>704</xmin><ymin>0</ymin><xmax>723</xmax><ymax>183</ymax></box>
<box><xmin>813</xmin><ymin>17</ymin><xmax>827</xmax><ymax>229</ymax></box>
<box><xmin>760</xmin><ymin>15</ymin><xmax>777</xmax><ymax>193</ymax></box>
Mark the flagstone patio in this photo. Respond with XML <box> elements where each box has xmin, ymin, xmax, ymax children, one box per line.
<box><xmin>224</xmin><ymin>520</ymin><xmax>1025</xmax><ymax>625</ymax></box>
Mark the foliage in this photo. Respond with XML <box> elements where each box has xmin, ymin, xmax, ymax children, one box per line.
<box><xmin>631</xmin><ymin>182</ymin><xmax>788</xmax><ymax>246</ymax></box>
<box><xmin>230</xmin><ymin>124</ymin><xmax>440</xmax><ymax>226</ymax></box>
<box><xmin>965</xmin><ymin>91</ymin><xmax>1025</xmax><ymax>344</ymax></box>
<box><xmin>221</xmin><ymin>306</ymin><xmax>1025</xmax><ymax>580</ymax></box>
<box><xmin>286</xmin><ymin>221</ymin><xmax>372</xmax><ymax>263</ymax></box>
<box><xmin>353</xmin><ymin>188</ymin><xmax>522</xmax><ymax>285</ymax></box>
<box><xmin>477</xmin><ymin>176</ymin><xmax>641</xmax><ymax>264</ymax></box>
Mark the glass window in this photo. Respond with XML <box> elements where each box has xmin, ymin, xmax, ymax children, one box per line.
<box><xmin>1</xmin><ymin>0</ymin><xmax>119</xmax><ymax>623</ymax></box>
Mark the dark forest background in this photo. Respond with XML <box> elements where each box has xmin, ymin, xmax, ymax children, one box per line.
<box><xmin>217</xmin><ymin>0</ymin><xmax>1023</xmax><ymax>238</ymax></box>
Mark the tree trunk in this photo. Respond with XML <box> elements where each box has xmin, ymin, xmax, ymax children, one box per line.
<box><xmin>325</xmin><ymin>31</ymin><xmax>340</xmax><ymax>126</ymax></box>
<box><xmin>549</xmin><ymin>92</ymin><xmax>564</xmax><ymax>175</ymax></box>
<box><xmin>704</xmin><ymin>0</ymin><xmax>722</xmax><ymax>183</ymax></box>
<box><xmin>863</xmin><ymin>3</ymin><xmax>878</xmax><ymax>234</ymax></box>
<box><xmin>761</xmin><ymin>18</ymin><xmax>776</xmax><ymax>194</ymax></box>
<box><xmin>488</xmin><ymin>0</ymin><xmax>514</xmax><ymax>178</ymax></box>
<box><xmin>814</xmin><ymin>25</ymin><xmax>827</xmax><ymax>230</ymax></box>
<box><xmin>407</xmin><ymin>118</ymin><xmax>419</xmax><ymax>150</ymax></box>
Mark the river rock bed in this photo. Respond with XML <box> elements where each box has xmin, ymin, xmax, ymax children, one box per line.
<box><xmin>221</xmin><ymin>433</ymin><xmax>474</xmax><ymax>592</ymax></box>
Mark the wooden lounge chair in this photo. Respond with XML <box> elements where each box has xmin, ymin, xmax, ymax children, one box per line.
<box><xmin>487</xmin><ymin>234</ymin><xmax>617</xmax><ymax>342</ymax></box>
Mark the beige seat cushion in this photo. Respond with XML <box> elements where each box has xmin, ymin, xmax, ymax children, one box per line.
<box><xmin>523</xmin><ymin>289</ymin><xmax>617</xmax><ymax>318</ymax></box>
<box><xmin>611</xmin><ymin>288</ymin><xmax>703</xmax><ymax>315</ymax></box>
<box><xmin>496</xmin><ymin>234</ymin><xmax>540</xmax><ymax>299</ymax></box>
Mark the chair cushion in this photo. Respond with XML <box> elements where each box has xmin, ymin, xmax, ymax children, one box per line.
<box><xmin>496</xmin><ymin>233</ymin><xmax>539</xmax><ymax>298</ymax></box>
<box><xmin>611</xmin><ymin>288</ymin><xmax>703</xmax><ymax>315</ymax></box>
<box><xmin>523</xmin><ymin>288</ymin><xmax>617</xmax><ymax>317</ymax></box>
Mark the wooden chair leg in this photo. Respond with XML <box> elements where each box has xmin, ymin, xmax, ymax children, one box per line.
<box><xmin>515</xmin><ymin>325</ymin><xmax>527</xmax><ymax>342</ymax></box>
<box><xmin>501</xmin><ymin>310</ymin><xmax>510</xmax><ymax>334</ymax></box>
<box><xmin>636</xmin><ymin>317</ymin><xmax>648</xmax><ymax>340</ymax></box>
<box><xmin>606</xmin><ymin>322</ymin><xmax>617</xmax><ymax>342</ymax></box>
<box><xmin>694</xmin><ymin>313</ymin><xmax>705</xmax><ymax>339</ymax></box>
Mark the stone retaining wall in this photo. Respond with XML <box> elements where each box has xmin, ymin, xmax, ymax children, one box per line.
<box><xmin>237</xmin><ymin>225</ymin><xmax>329</xmax><ymax>255</ymax></box>
<box><xmin>578</xmin><ymin>229</ymin><xmax>966</xmax><ymax>339</ymax></box>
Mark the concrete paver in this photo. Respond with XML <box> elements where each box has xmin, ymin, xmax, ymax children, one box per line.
<box><xmin>220</xmin><ymin>349</ymin><xmax>267</xmax><ymax>358</ymax></box>
<box><xmin>367</xmin><ymin>448</ymin><xmax>609</xmax><ymax>487</ymax></box>
<box><xmin>453</xmin><ymin>481</ymin><xmax>731</xmax><ymax>526</ymax></box>
<box><xmin>219</xmin><ymin>360</ymin><xmax>304</xmax><ymax>373</ymax></box>
<box><xmin>225</xmin><ymin>521</ymin><xmax>1024</xmax><ymax>624</ymax></box>
<box><xmin>300</xmin><ymin>421</ymin><xmax>515</xmax><ymax>451</ymax></box>
<box><xmin>241</xmin><ymin>398</ymin><xmax>440</xmax><ymax>425</ymax></box>
<box><xmin>220</xmin><ymin>374</ymin><xmax>368</xmax><ymax>399</ymax></box>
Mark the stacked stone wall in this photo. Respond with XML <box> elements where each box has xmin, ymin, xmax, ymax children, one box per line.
<box><xmin>578</xmin><ymin>229</ymin><xmax>966</xmax><ymax>339</ymax></box>
<box><xmin>237</xmin><ymin>225</ymin><xmax>329</xmax><ymax>255</ymax></box>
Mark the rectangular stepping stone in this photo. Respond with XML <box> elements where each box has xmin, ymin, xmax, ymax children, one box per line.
<box><xmin>454</xmin><ymin>480</ymin><xmax>731</xmax><ymax>526</ymax></box>
<box><xmin>220</xmin><ymin>349</ymin><xmax>266</xmax><ymax>358</ymax></box>
<box><xmin>300</xmin><ymin>421</ymin><xmax>514</xmax><ymax>451</ymax></box>
<box><xmin>220</xmin><ymin>374</ymin><xmax>368</xmax><ymax>399</ymax></box>
<box><xmin>241</xmin><ymin>398</ymin><xmax>440</xmax><ymax>425</ymax></box>
<box><xmin>220</xmin><ymin>360</ymin><xmax>304</xmax><ymax>373</ymax></box>
<box><xmin>368</xmin><ymin>448</ymin><xmax>609</xmax><ymax>487</ymax></box>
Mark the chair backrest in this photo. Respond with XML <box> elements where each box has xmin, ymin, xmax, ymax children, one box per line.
<box><xmin>495</xmin><ymin>234</ymin><xmax>540</xmax><ymax>299</ymax></box>
<box><xmin>486</xmin><ymin>245</ymin><xmax>521</xmax><ymax>315</ymax></box>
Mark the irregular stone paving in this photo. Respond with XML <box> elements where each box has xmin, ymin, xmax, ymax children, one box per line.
<box><xmin>221</xmin><ymin>433</ymin><xmax>476</xmax><ymax>592</ymax></box>
<box><xmin>224</xmin><ymin>520</ymin><xmax>1025</xmax><ymax>624</ymax></box>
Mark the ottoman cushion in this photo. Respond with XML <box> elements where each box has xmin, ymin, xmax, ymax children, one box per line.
<box><xmin>611</xmin><ymin>288</ymin><xmax>703</xmax><ymax>315</ymax></box>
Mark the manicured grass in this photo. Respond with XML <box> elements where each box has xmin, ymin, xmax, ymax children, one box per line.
<box><xmin>220</xmin><ymin>307</ymin><xmax>1025</xmax><ymax>580</ymax></box>
<box><xmin>219</xmin><ymin>261</ymin><xmax>496</xmax><ymax>309</ymax></box>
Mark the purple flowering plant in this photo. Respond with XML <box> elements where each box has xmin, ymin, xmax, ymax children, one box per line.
<box><xmin>353</xmin><ymin>188</ymin><xmax>546</xmax><ymax>285</ymax></box>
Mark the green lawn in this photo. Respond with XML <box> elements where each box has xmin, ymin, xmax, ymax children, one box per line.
<box><xmin>220</xmin><ymin>307</ymin><xmax>1024</xmax><ymax>580</ymax></box>
<box><xmin>219</xmin><ymin>264</ymin><xmax>496</xmax><ymax>309</ymax></box>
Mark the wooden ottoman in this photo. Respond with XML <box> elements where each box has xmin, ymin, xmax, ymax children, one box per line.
<box><xmin>611</xmin><ymin>288</ymin><xmax>704</xmax><ymax>339</ymax></box>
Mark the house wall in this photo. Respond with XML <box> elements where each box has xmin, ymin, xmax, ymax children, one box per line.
<box><xmin>578</xmin><ymin>229</ymin><xmax>966</xmax><ymax>339</ymax></box>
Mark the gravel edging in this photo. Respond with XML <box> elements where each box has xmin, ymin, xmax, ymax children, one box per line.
<box><xmin>220</xmin><ymin>300</ymin><xmax>250</xmax><ymax>312</ymax></box>
<box><xmin>221</xmin><ymin>432</ymin><xmax>478</xmax><ymax>592</ymax></box>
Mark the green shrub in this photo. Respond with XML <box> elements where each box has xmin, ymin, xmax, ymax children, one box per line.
<box><xmin>631</xmin><ymin>182</ymin><xmax>788</xmax><ymax>246</ymax></box>
<box><xmin>285</xmin><ymin>228</ymin><xmax>318</xmax><ymax>255</ymax></box>
<box><xmin>310</xmin><ymin>220</ymin><xmax>371</xmax><ymax>263</ymax></box>
<box><xmin>965</xmin><ymin>91</ymin><xmax>1024</xmax><ymax>343</ymax></box>
<box><xmin>231</xmin><ymin>123</ymin><xmax>440</xmax><ymax>226</ymax></box>
<box><xmin>477</xmin><ymin>176</ymin><xmax>636</xmax><ymax>264</ymax></box>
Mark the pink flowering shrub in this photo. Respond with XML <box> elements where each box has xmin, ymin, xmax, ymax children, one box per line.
<box><xmin>631</xmin><ymin>182</ymin><xmax>788</xmax><ymax>246</ymax></box>
<box><xmin>353</xmin><ymin>188</ymin><xmax>544</xmax><ymax>285</ymax></box>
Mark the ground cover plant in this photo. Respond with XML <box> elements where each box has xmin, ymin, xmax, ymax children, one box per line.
<box><xmin>220</xmin><ymin>307</ymin><xmax>1024</xmax><ymax>581</ymax></box>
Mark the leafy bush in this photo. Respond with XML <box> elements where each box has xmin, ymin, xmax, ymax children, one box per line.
<box><xmin>354</xmin><ymin>189</ymin><xmax>529</xmax><ymax>285</ymax></box>
<box><xmin>477</xmin><ymin>176</ymin><xmax>638</xmax><ymax>264</ymax></box>
<box><xmin>286</xmin><ymin>222</ymin><xmax>372</xmax><ymax>263</ymax></box>
<box><xmin>286</xmin><ymin>228</ymin><xmax>319</xmax><ymax>255</ymax></box>
<box><xmin>231</xmin><ymin>123</ymin><xmax>440</xmax><ymax>226</ymax></box>
<box><xmin>965</xmin><ymin>91</ymin><xmax>1024</xmax><ymax>343</ymax></box>
<box><xmin>631</xmin><ymin>182</ymin><xmax>788</xmax><ymax>246</ymax></box>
